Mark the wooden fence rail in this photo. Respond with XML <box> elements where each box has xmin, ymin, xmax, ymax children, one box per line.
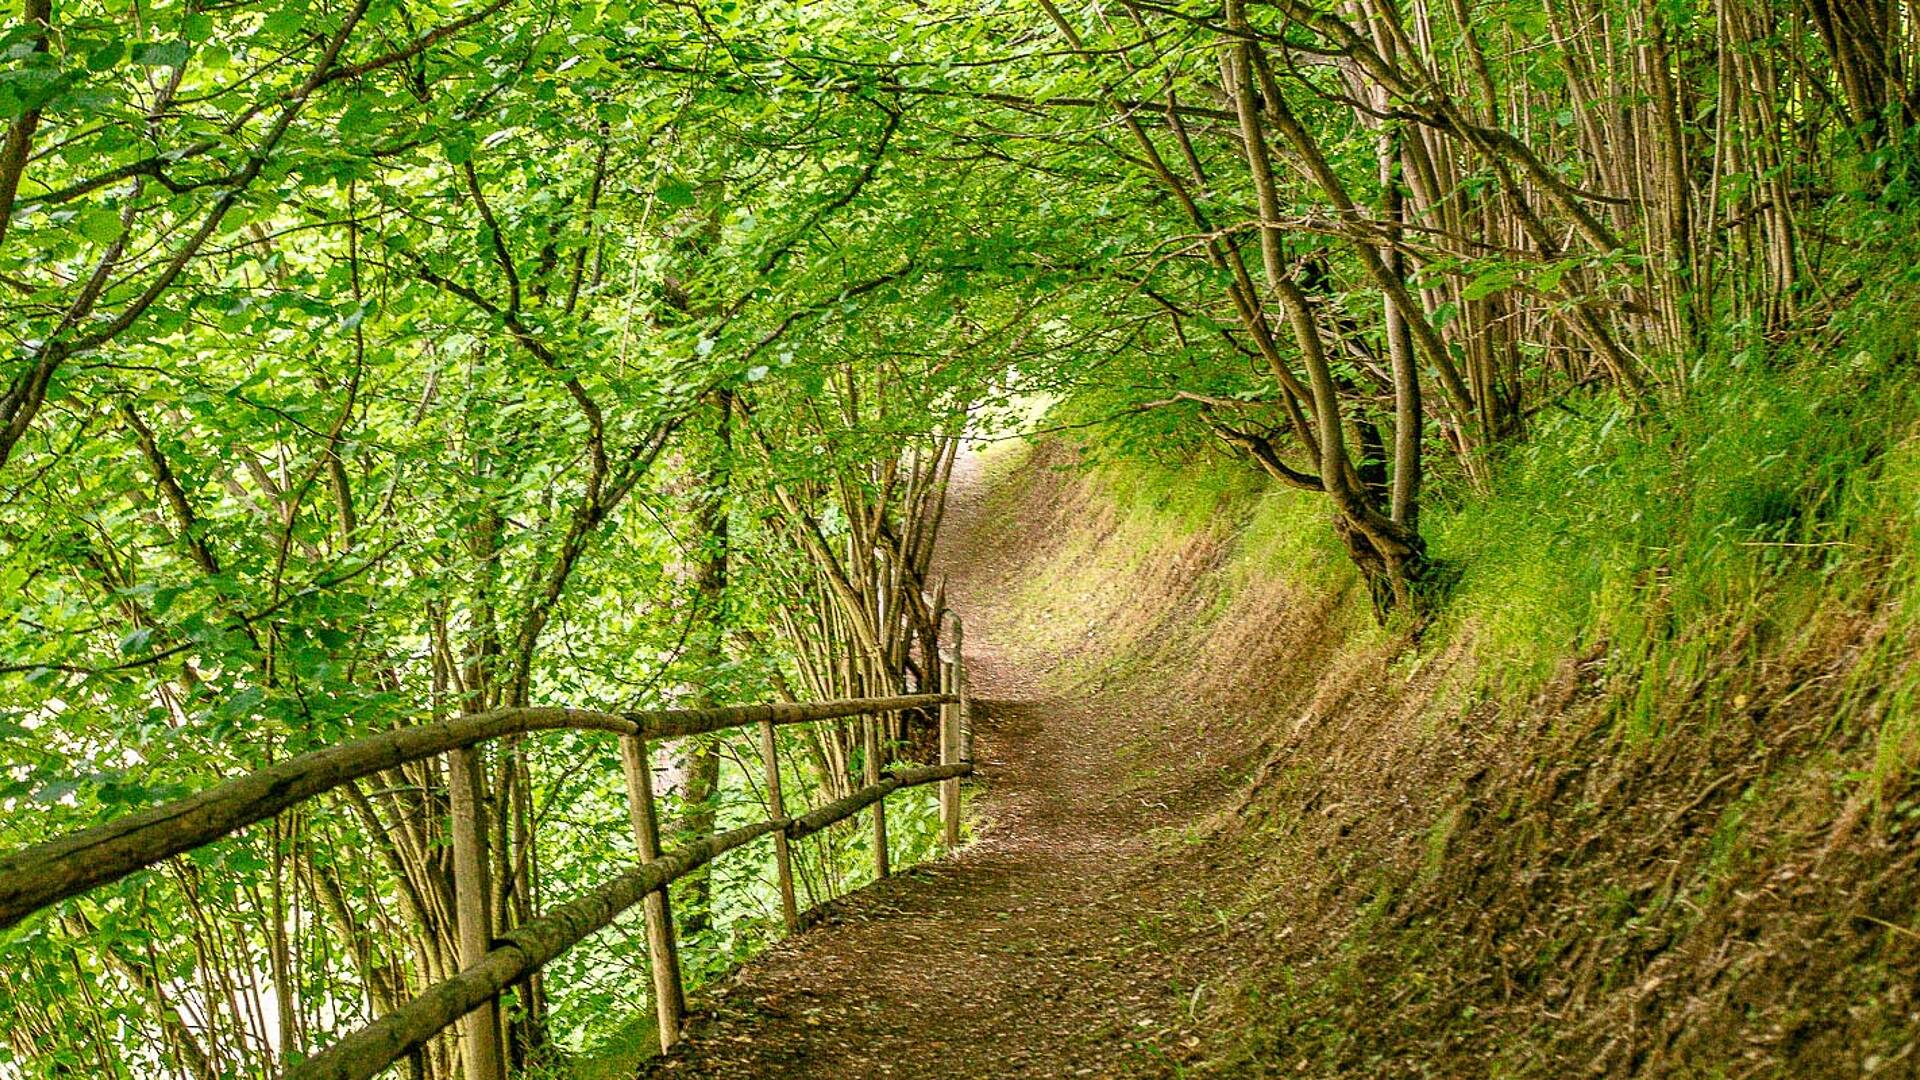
<box><xmin>0</xmin><ymin>694</ymin><xmax>952</xmax><ymax>932</ymax></box>
<box><xmin>283</xmin><ymin>764</ymin><xmax>970</xmax><ymax>1080</ymax></box>
<box><xmin>0</xmin><ymin>617</ymin><xmax>975</xmax><ymax>1080</ymax></box>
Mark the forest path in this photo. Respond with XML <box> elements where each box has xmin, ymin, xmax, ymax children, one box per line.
<box><xmin>638</xmin><ymin>449</ymin><xmax>1236</xmax><ymax>1078</ymax></box>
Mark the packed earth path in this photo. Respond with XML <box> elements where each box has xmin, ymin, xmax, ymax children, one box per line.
<box><xmin>639</xmin><ymin>451</ymin><xmax>1253</xmax><ymax>1078</ymax></box>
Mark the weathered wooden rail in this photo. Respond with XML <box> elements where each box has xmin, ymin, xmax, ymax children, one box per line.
<box><xmin>0</xmin><ymin>623</ymin><xmax>974</xmax><ymax>1080</ymax></box>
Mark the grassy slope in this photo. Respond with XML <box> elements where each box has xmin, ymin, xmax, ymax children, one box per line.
<box><xmin>971</xmin><ymin>351</ymin><xmax>1920</xmax><ymax>1076</ymax></box>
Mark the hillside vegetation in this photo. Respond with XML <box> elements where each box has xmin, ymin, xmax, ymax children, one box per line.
<box><xmin>965</xmin><ymin>330</ymin><xmax>1920</xmax><ymax>1075</ymax></box>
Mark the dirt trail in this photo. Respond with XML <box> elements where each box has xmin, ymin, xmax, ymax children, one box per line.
<box><xmin>640</xmin><ymin>451</ymin><xmax>1240</xmax><ymax>1078</ymax></box>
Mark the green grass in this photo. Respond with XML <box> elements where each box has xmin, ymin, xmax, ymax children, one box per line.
<box><xmin>973</xmin><ymin>434</ymin><xmax>1036</xmax><ymax>495</ymax></box>
<box><xmin>1411</xmin><ymin>346</ymin><xmax>1920</xmax><ymax>768</ymax></box>
<box><xmin>1090</xmin><ymin>449</ymin><xmax>1266</xmax><ymax>541</ymax></box>
<box><xmin>1231</xmin><ymin>485</ymin><xmax>1352</xmax><ymax>593</ymax></box>
<box><xmin>560</xmin><ymin>1016</ymin><xmax>660</xmax><ymax>1079</ymax></box>
<box><xmin>1043</xmin><ymin>296</ymin><xmax>1920</xmax><ymax>799</ymax></box>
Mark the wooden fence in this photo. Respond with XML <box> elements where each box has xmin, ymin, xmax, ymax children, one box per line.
<box><xmin>0</xmin><ymin>621</ymin><xmax>974</xmax><ymax>1080</ymax></box>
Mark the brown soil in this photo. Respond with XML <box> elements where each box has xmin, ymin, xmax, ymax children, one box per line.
<box><xmin>638</xmin><ymin>448</ymin><xmax>1253</xmax><ymax>1078</ymax></box>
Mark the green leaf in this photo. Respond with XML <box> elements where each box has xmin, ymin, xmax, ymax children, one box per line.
<box><xmin>85</xmin><ymin>40</ymin><xmax>126</xmax><ymax>72</ymax></box>
<box><xmin>339</xmin><ymin>100</ymin><xmax>379</xmax><ymax>135</ymax></box>
<box><xmin>33</xmin><ymin>778</ymin><xmax>80</xmax><ymax>804</ymax></box>
<box><xmin>658</xmin><ymin>178</ymin><xmax>696</xmax><ymax>207</ymax></box>
<box><xmin>261</xmin><ymin>5</ymin><xmax>307</xmax><ymax>37</ymax></box>
<box><xmin>1534</xmin><ymin>258</ymin><xmax>1579</xmax><ymax>294</ymax></box>
<box><xmin>134</xmin><ymin>40</ymin><xmax>190</xmax><ymax>68</ymax></box>
<box><xmin>1462</xmin><ymin>267</ymin><xmax>1517</xmax><ymax>302</ymax></box>
<box><xmin>74</xmin><ymin>206</ymin><xmax>120</xmax><ymax>246</ymax></box>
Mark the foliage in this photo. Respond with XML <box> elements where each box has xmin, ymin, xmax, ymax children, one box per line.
<box><xmin>3</xmin><ymin>0</ymin><xmax>1918</xmax><ymax>1072</ymax></box>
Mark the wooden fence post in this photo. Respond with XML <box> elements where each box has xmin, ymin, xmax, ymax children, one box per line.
<box><xmin>447</xmin><ymin>747</ymin><xmax>506</xmax><ymax>1080</ymax></box>
<box><xmin>619</xmin><ymin>732</ymin><xmax>686</xmax><ymax>1051</ymax></box>
<box><xmin>758</xmin><ymin>718</ymin><xmax>800</xmax><ymax>936</ymax></box>
<box><xmin>940</xmin><ymin>655</ymin><xmax>961</xmax><ymax>851</ymax></box>
<box><xmin>958</xmin><ymin>621</ymin><xmax>972</xmax><ymax>764</ymax></box>
<box><xmin>865</xmin><ymin>714</ymin><xmax>889</xmax><ymax>879</ymax></box>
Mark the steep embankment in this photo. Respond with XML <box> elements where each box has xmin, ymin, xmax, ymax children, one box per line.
<box><xmin>960</xmin><ymin>400</ymin><xmax>1920</xmax><ymax>1077</ymax></box>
